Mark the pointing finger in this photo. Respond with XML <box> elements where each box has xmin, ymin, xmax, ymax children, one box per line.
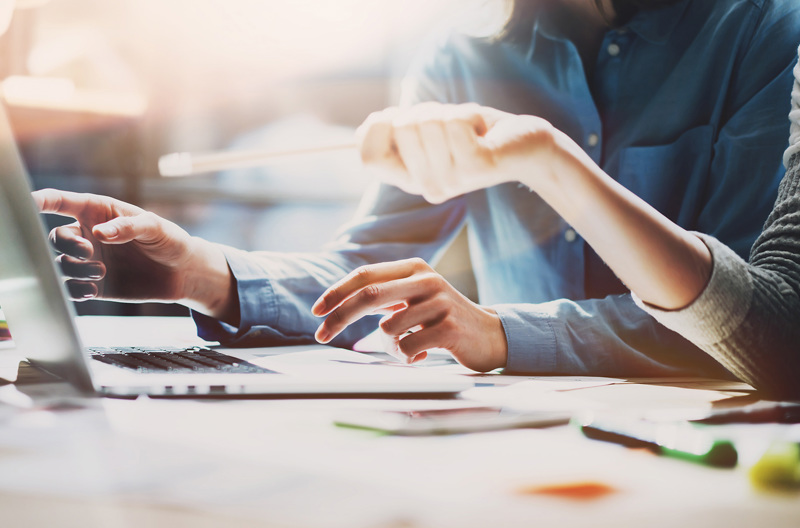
<box><xmin>33</xmin><ymin>188</ymin><xmax>144</xmax><ymax>221</ymax></box>
<box><xmin>312</xmin><ymin>258</ymin><xmax>431</xmax><ymax>316</ymax></box>
<box><xmin>315</xmin><ymin>272</ymin><xmax>433</xmax><ymax>344</ymax></box>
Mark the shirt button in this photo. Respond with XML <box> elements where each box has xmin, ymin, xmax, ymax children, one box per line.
<box><xmin>564</xmin><ymin>228</ymin><xmax>577</xmax><ymax>242</ymax></box>
<box><xmin>587</xmin><ymin>133</ymin><xmax>599</xmax><ymax>147</ymax></box>
<box><xmin>607</xmin><ymin>43</ymin><xmax>621</xmax><ymax>56</ymax></box>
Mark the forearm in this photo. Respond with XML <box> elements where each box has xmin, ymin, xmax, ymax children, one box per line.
<box><xmin>524</xmin><ymin>128</ymin><xmax>713</xmax><ymax>310</ymax></box>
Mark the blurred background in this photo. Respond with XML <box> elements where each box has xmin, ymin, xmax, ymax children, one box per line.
<box><xmin>2</xmin><ymin>0</ymin><xmax>506</xmax><ymax>316</ymax></box>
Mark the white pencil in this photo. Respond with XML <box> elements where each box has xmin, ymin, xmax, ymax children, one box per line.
<box><xmin>158</xmin><ymin>142</ymin><xmax>358</xmax><ymax>177</ymax></box>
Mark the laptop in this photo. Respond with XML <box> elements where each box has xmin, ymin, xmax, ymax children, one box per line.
<box><xmin>0</xmin><ymin>106</ymin><xmax>472</xmax><ymax>398</ymax></box>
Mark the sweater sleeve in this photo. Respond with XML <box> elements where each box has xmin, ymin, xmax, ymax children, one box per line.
<box><xmin>633</xmin><ymin>162</ymin><xmax>800</xmax><ymax>399</ymax></box>
<box><xmin>631</xmin><ymin>234</ymin><xmax>753</xmax><ymax>349</ymax></box>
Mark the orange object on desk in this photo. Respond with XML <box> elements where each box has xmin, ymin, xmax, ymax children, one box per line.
<box><xmin>518</xmin><ymin>481</ymin><xmax>619</xmax><ymax>501</ymax></box>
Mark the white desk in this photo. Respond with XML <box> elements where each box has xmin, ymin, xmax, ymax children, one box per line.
<box><xmin>0</xmin><ymin>316</ymin><xmax>798</xmax><ymax>528</ymax></box>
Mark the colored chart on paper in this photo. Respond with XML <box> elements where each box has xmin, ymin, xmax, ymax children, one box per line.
<box><xmin>0</xmin><ymin>309</ymin><xmax>10</xmax><ymax>340</ymax></box>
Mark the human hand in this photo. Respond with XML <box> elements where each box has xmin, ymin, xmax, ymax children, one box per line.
<box><xmin>32</xmin><ymin>189</ymin><xmax>234</xmax><ymax>319</ymax></box>
<box><xmin>357</xmin><ymin>102</ymin><xmax>559</xmax><ymax>203</ymax></box>
<box><xmin>311</xmin><ymin>258</ymin><xmax>507</xmax><ymax>372</ymax></box>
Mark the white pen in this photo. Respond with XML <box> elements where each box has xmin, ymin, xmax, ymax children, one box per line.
<box><xmin>158</xmin><ymin>142</ymin><xmax>358</xmax><ymax>177</ymax></box>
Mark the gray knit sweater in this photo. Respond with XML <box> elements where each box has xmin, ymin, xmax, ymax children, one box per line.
<box><xmin>635</xmin><ymin>52</ymin><xmax>800</xmax><ymax>399</ymax></box>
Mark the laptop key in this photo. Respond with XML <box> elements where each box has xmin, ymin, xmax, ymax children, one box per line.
<box><xmin>89</xmin><ymin>346</ymin><xmax>276</xmax><ymax>374</ymax></box>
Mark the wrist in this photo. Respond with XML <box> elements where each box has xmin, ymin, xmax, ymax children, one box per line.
<box><xmin>480</xmin><ymin>306</ymin><xmax>508</xmax><ymax>371</ymax></box>
<box><xmin>181</xmin><ymin>238</ymin><xmax>239</xmax><ymax>323</ymax></box>
<box><xmin>516</xmin><ymin>124</ymin><xmax>569</xmax><ymax>201</ymax></box>
<box><xmin>518</xmin><ymin>127</ymin><xmax>608</xmax><ymax>224</ymax></box>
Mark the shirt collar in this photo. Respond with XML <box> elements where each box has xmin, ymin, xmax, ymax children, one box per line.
<box><xmin>529</xmin><ymin>0</ymin><xmax>691</xmax><ymax>47</ymax></box>
<box><xmin>529</xmin><ymin>6</ymin><xmax>570</xmax><ymax>44</ymax></box>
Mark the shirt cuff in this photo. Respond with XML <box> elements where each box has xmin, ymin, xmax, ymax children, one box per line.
<box><xmin>494</xmin><ymin>304</ymin><xmax>559</xmax><ymax>373</ymax></box>
<box><xmin>632</xmin><ymin>233</ymin><xmax>754</xmax><ymax>347</ymax></box>
<box><xmin>191</xmin><ymin>246</ymin><xmax>280</xmax><ymax>344</ymax></box>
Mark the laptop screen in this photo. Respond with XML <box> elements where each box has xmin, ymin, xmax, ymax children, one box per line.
<box><xmin>0</xmin><ymin>103</ymin><xmax>95</xmax><ymax>394</ymax></box>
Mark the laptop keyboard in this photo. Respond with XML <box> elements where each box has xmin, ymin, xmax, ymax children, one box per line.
<box><xmin>88</xmin><ymin>346</ymin><xmax>276</xmax><ymax>374</ymax></box>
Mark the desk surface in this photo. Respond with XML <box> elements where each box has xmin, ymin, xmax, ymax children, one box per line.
<box><xmin>0</xmin><ymin>316</ymin><xmax>797</xmax><ymax>528</ymax></box>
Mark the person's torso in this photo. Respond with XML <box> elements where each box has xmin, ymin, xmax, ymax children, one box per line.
<box><xmin>415</xmin><ymin>0</ymin><xmax>791</xmax><ymax>303</ymax></box>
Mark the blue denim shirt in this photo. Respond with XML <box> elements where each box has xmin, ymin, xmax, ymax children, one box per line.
<box><xmin>196</xmin><ymin>0</ymin><xmax>800</xmax><ymax>378</ymax></box>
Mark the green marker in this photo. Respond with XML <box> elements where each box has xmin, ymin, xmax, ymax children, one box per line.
<box><xmin>576</xmin><ymin>415</ymin><xmax>738</xmax><ymax>469</ymax></box>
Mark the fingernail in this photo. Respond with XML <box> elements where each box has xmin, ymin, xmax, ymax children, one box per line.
<box><xmin>316</xmin><ymin>326</ymin><xmax>330</xmax><ymax>343</ymax></box>
<box><xmin>311</xmin><ymin>299</ymin><xmax>325</xmax><ymax>316</ymax></box>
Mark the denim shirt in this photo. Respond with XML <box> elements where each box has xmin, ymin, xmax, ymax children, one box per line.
<box><xmin>196</xmin><ymin>0</ymin><xmax>800</xmax><ymax>378</ymax></box>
